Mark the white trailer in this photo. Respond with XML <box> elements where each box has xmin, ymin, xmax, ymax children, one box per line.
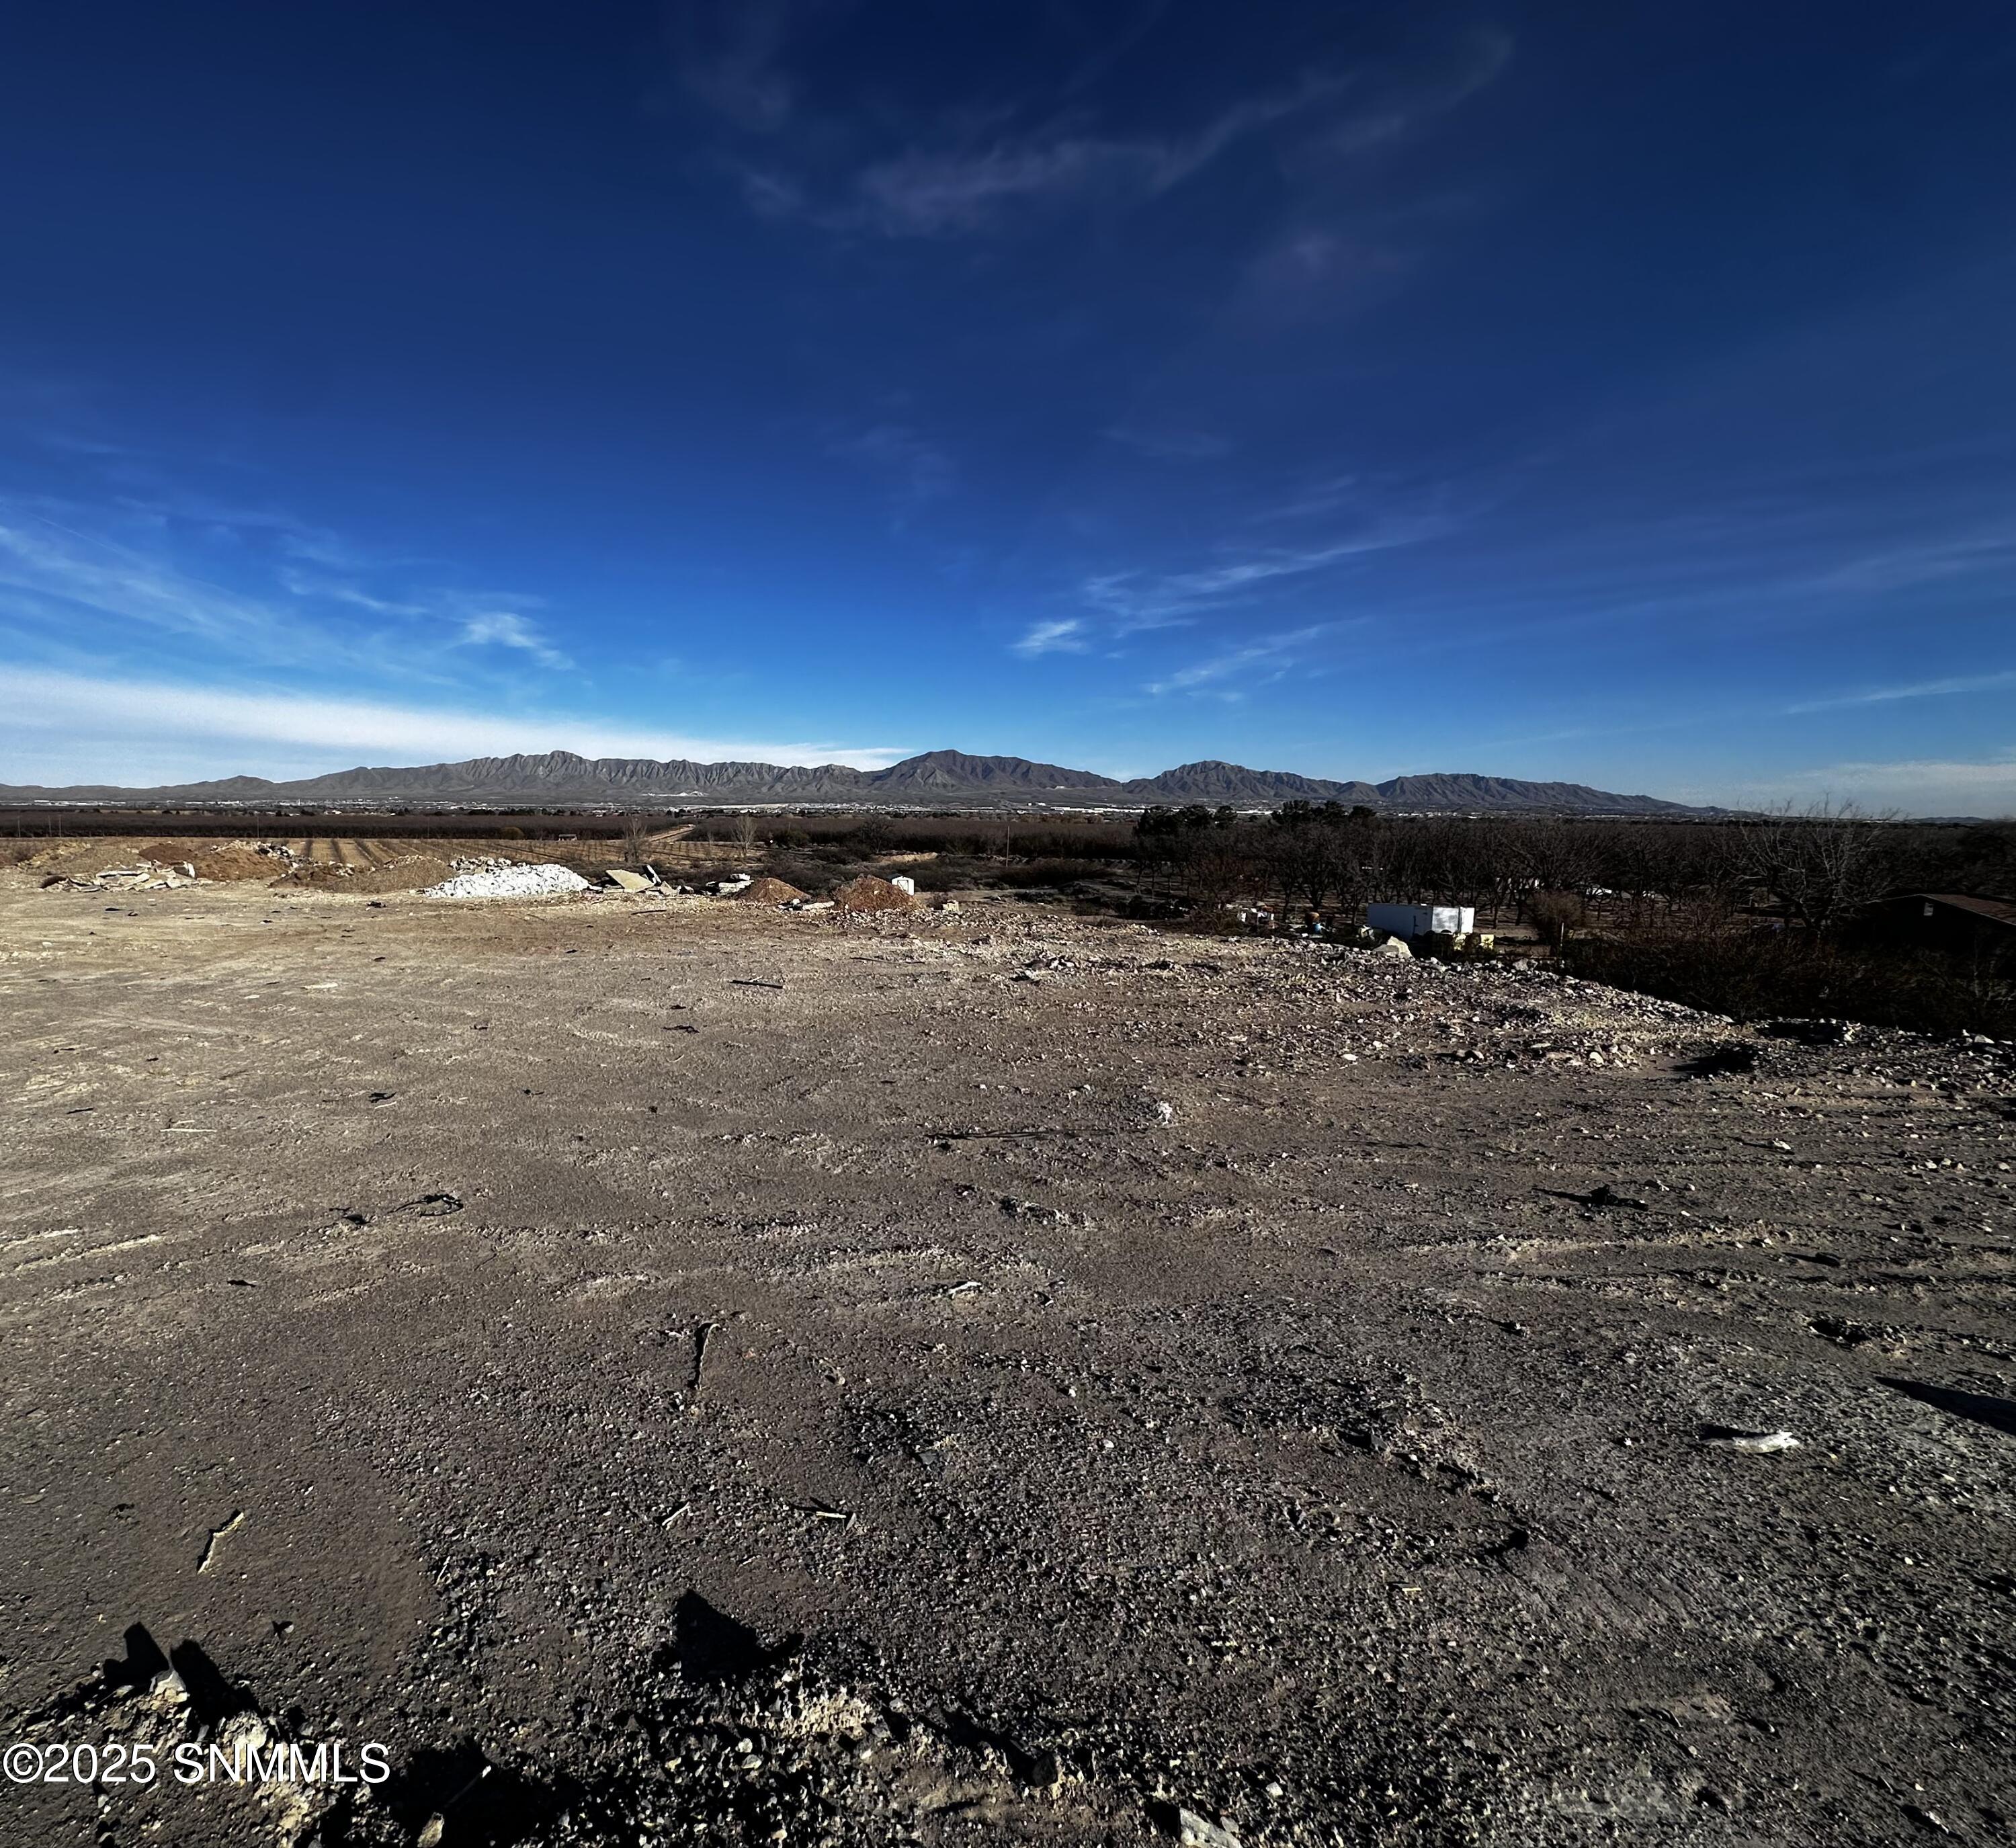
<box><xmin>1366</xmin><ymin>902</ymin><xmax>1475</xmax><ymax>938</ymax></box>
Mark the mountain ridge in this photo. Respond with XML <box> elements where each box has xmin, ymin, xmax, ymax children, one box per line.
<box><xmin>0</xmin><ymin>747</ymin><xmax>1710</xmax><ymax>814</ymax></box>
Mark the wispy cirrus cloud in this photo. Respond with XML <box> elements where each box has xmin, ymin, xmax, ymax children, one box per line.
<box><xmin>1145</xmin><ymin>624</ymin><xmax>1333</xmax><ymax>698</ymax></box>
<box><xmin>1081</xmin><ymin>526</ymin><xmax>1434</xmax><ymax>628</ymax></box>
<box><xmin>458</xmin><ymin>607</ymin><xmax>572</xmax><ymax>671</ymax></box>
<box><xmin>278</xmin><ymin>567</ymin><xmax>429</xmax><ymax>617</ymax></box>
<box><xmin>0</xmin><ymin>666</ymin><xmax>909</xmax><ymax>784</ymax></box>
<box><xmin>1786</xmin><ymin>668</ymin><xmax>2016</xmax><ymax>714</ymax></box>
<box><xmin>1812</xmin><ymin>528</ymin><xmax>2016</xmax><ymax>594</ymax></box>
<box><xmin>686</xmin><ymin>11</ymin><xmax>1511</xmax><ymax>242</ymax></box>
<box><xmin>837</xmin><ymin>76</ymin><xmax>1344</xmax><ymax>237</ymax></box>
<box><xmin>0</xmin><ymin>511</ymin><xmax>350</xmax><ymax>664</ymax></box>
<box><xmin>1010</xmin><ymin>618</ymin><xmax>1089</xmax><ymax>657</ymax></box>
<box><xmin>0</xmin><ymin>498</ymin><xmax>573</xmax><ymax>685</ymax></box>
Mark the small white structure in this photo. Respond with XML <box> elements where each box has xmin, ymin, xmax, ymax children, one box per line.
<box><xmin>1367</xmin><ymin>902</ymin><xmax>1475</xmax><ymax>939</ymax></box>
<box><xmin>889</xmin><ymin>875</ymin><xmax>917</xmax><ymax>895</ymax></box>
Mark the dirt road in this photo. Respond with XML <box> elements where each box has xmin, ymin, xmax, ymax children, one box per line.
<box><xmin>2</xmin><ymin>874</ymin><xmax>2011</xmax><ymax>1845</ymax></box>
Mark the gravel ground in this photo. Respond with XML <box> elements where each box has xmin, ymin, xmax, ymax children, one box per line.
<box><xmin>1</xmin><ymin>872</ymin><xmax>2011</xmax><ymax>1847</ymax></box>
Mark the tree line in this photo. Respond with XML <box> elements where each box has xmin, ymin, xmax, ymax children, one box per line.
<box><xmin>1131</xmin><ymin>801</ymin><xmax>2015</xmax><ymax>938</ymax></box>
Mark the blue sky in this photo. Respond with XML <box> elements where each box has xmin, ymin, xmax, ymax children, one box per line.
<box><xmin>1</xmin><ymin>2</ymin><xmax>2013</xmax><ymax>812</ymax></box>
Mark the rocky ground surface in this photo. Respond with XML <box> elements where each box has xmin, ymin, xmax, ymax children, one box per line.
<box><xmin>1</xmin><ymin>871</ymin><xmax>2012</xmax><ymax>1848</ymax></box>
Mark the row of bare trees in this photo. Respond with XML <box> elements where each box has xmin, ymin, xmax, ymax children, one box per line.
<box><xmin>1134</xmin><ymin>802</ymin><xmax>1945</xmax><ymax>941</ymax></box>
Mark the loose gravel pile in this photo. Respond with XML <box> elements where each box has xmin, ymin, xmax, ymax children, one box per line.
<box><xmin>422</xmin><ymin>862</ymin><xmax>591</xmax><ymax>899</ymax></box>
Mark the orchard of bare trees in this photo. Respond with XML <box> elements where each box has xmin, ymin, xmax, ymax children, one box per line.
<box><xmin>1128</xmin><ymin>802</ymin><xmax>2015</xmax><ymax>1034</ymax></box>
<box><xmin>1130</xmin><ymin>799</ymin><xmax>1978</xmax><ymax>934</ymax></box>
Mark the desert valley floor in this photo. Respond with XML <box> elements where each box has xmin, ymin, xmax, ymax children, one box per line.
<box><xmin>2</xmin><ymin>870</ymin><xmax>2013</xmax><ymax>1847</ymax></box>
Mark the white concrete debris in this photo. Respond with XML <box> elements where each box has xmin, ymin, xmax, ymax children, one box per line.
<box><xmin>1177</xmin><ymin>1810</ymin><xmax>1243</xmax><ymax>1848</ymax></box>
<box><xmin>1706</xmin><ymin>1429</ymin><xmax>1802</xmax><ymax>1454</ymax></box>
<box><xmin>423</xmin><ymin>864</ymin><xmax>592</xmax><ymax>900</ymax></box>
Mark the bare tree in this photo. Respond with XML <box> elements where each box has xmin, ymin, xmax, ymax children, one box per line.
<box><xmin>732</xmin><ymin>812</ymin><xmax>764</xmax><ymax>862</ymax></box>
<box><xmin>620</xmin><ymin>812</ymin><xmax>655</xmax><ymax>862</ymax></box>
<box><xmin>1738</xmin><ymin>801</ymin><xmax>1898</xmax><ymax>938</ymax></box>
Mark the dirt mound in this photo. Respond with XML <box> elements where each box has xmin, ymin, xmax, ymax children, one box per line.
<box><xmin>185</xmin><ymin>847</ymin><xmax>284</xmax><ymax>882</ymax></box>
<box><xmin>728</xmin><ymin>876</ymin><xmax>808</xmax><ymax>904</ymax></box>
<box><xmin>288</xmin><ymin>855</ymin><xmax>454</xmax><ymax>894</ymax></box>
<box><xmin>25</xmin><ymin>841</ymin><xmax>163</xmax><ymax>878</ymax></box>
<box><xmin>831</xmin><ymin>874</ymin><xmax>919</xmax><ymax>912</ymax></box>
<box><xmin>125</xmin><ymin>840</ymin><xmax>284</xmax><ymax>880</ymax></box>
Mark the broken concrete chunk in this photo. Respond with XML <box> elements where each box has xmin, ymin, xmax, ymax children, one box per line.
<box><xmin>1703</xmin><ymin>1427</ymin><xmax>1801</xmax><ymax>1454</ymax></box>
<box><xmin>606</xmin><ymin>868</ymin><xmax>654</xmax><ymax>892</ymax></box>
<box><xmin>1176</xmin><ymin>1808</ymin><xmax>1243</xmax><ymax>1848</ymax></box>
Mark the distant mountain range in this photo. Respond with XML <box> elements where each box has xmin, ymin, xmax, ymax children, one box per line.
<box><xmin>0</xmin><ymin>749</ymin><xmax>1713</xmax><ymax>814</ymax></box>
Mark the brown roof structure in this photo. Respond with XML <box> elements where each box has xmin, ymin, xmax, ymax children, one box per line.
<box><xmin>1899</xmin><ymin>893</ymin><xmax>2016</xmax><ymax>928</ymax></box>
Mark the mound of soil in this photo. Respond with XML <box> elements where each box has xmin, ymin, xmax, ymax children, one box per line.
<box><xmin>831</xmin><ymin>874</ymin><xmax>919</xmax><ymax>913</ymax></box>
<box><xmin>26</xmin><ymin>842</ymin><xmax>165</xmax><ymax>878</ymax></box>
<box><xmin>295</xmin><ymin>855</ymin><xmax>454</xmax><ymax>894</ymax></box>
<box><xmin>728</xmin><ymin>876</ymin><xmax>808</xmax><ymax>904</ymax></box>
<box><xmin>183</xmin><ymin>847</ymin><xmax>286</xmax><ymax>882</ymax></box>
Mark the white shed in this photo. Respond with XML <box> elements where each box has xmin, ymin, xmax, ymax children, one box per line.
<box><xmin>1367</xmin><ymin>902</ymin><xmax>1475</xmax><ymax>938</ymax></box>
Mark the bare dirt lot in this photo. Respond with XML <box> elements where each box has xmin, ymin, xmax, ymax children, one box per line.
<box><xmin>2</xmin><ymin>870</ymin><xmax>2012</xmax><ymax>1847</ymax></box>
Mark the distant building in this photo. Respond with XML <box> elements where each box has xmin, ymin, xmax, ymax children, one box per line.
<box><xmin>1860</xmin><ymin>893</ymin><xmax>2016</xmax><ymax>972</ymax></box>
<box><xmin>1368</xmin><ymin>902</ymin><xmax>1476</xmax><ymax>939</ymax></box>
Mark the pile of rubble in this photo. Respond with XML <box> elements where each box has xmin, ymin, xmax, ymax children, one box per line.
<box><xmin>31</xmin><ymin>838</ymin><xmax>298</xmax><ymax>891</ymax></box>
<box><xmin>39</xmin><ymin>861</ymin><xmax>196</xmax><ymax>893</ymax></box>
<box><xmin>422</xmin><ymin>863</ymin><xmax>593</xmax><ymax>900</ymax></box>
<box><xmin>832</xmin><ymin>874</ymin><xmax>920</xmax><ymax>913</ymax></box>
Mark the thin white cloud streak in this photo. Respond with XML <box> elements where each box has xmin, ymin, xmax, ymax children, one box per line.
<box><xmin>1011</xmin><ymin>618</ymin><xmax>1089</xmax><ymax>657</ymax></box>
<box><xmin>835</xmin><ymin>73</ymin><xmax>1348</xmax><ymax>238</ymax></box>
<box><xmin>0</xmin><ymin>669</ymin><xmax>909</xmax><ymax>780</ymax></box>
<box><xmin>0</xmin><ymin>508</ymin><xmax>450</xmax><ymax>680</ymax></box>
<box><xmin>0</xmin><ymin>515</ymin><xmax>312</xmax><ymax>655</ymax></box>
<box><xmin>458</xmin><ymin>609</ymin><xmax>572</xmax><ymax>671</ymax></box>
<box><xmin>1</xmin><ymin>503</ymin><xmax>578</xmax><ymax>689</ymax></box>
<box><xmin>1145</xmin><ymin>624</ymin><xmax>1331</xmax><ymax>697</ymax></box>
<box><xmin>1784</xmin><ymin>669</ymin><xmax>2016</xmax><ymax>714</ymax></box>
<box><xmin>278</xmin><ymin>568</ymin><xmax>428</xmax><ymax>617</ymax></box>
<box><xmin>1083</xmin><ymin>527</ymin><xmax>1434</xmax><ymax>627</ymax></box>
<box><xmin>717</xmin><ymin>24</ymin><xmax>1511</xmax><ymax>241</ymax></box>
<box><xmin>1811</xmin><ymin>528</ymin><xmax>2016</xmax><ymax>594</ymax></box>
